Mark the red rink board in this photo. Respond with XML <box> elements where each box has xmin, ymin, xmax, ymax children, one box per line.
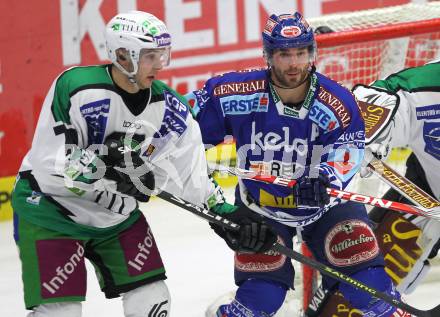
<box><xmin>0</xmin><ymin>0</ymin><xmax>415</xmax><ymax>177</ymax></box>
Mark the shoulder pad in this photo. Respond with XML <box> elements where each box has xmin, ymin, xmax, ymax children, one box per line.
<box><xmin>209</xmin><ymin>70</ymin><xmax>267</xmax><ymax>97</ymax></box>
<box><xmin>352</xmin><ymin>84</ymin><xmax>399</xmax><ymax>144</ymax></box>
<box><xmin>163</xmin><ymin>89</ymin><xmax>189</xmax><ymax>120</ymax></box>
<box><xmin>316</xmin><ymin>85</ymin><xmax>352</xmax><ymax>129</ymax></box>
<box><xmin>154</xmin><ymin>90</ymin><xmax>189</xmax><ymax>138</ymax></box>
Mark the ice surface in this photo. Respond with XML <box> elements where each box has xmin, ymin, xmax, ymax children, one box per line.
<box><xmin>1</xmin><ymin>195</ymin><xmax>438</xmax><ymax>316</ymax></box>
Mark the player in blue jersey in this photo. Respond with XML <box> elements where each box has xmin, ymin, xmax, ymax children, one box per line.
<box><xmin>186</xmin><ymin>12</ymin><xmax>411</xmax><ymax>317</ymax></box>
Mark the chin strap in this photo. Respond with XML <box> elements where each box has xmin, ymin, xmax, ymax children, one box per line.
<box><xmin>112</xmin><ymin>63</ymin><xmax>141</xmax><ymax>90</ymax></box>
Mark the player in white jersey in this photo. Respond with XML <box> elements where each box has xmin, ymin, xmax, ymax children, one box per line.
<box><xmin>353</xmin><ymin>61</ymin><xmax>440</xmax><ymax>295</ymax></box>
<box><xmin>11</xmin><ymin>11</ymin><xmax>276</xmax><ymax>317</ymax></box>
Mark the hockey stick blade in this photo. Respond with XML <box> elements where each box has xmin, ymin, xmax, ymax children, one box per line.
<box><xmin>155</xmin><ymin>190</ymin><xmax>440</xmax><ymax>317</ymax></box>
<box><xmin>210</xmin><ymin>164</ymin><xmax>440</xmax><ymax>220</ymax></box>
<box><xmin>367</xmin><ymin>154</ymin><xmax>440</xmax><ymax>210</ymax></box>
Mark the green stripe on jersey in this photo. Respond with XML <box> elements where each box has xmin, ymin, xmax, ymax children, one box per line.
<box><xmin>373</xmin><ymin>62</ymin><xmax>440</xmax><ymax>93</ymax></box>
<box><xmin>151</xmin><ymin>80</ymin><xmax>196</xmax><ymax>117</ymax></box>
<box><xmin>51</xmin><ymin>65</ymin><xmax>113</xmax><ymax>123</ymax></box>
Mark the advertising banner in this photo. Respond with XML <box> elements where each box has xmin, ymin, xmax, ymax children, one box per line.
<box><xmin>0</xmin><ymin>0</ymin><xmax>413</xmax><ymax>179</ymax></box>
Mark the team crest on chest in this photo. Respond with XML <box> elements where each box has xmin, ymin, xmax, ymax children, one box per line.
<box><xmin>79</xmin><ymin>99</ymin><xmax>110</xmax><ymax>144</ymax></box>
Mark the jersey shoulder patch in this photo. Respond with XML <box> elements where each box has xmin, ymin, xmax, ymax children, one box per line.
<box><xmin>154</xmin><ymin>89</ymin><xmax>189</xmax><ymax>139</ymax></box>
<box><xmin>52</xmin><ymin>65</ymin><xmax>113</xmax><ymax>124</ymax></box>
<box><xmin>352</xmin><ymin>84</ymin><xmax>399</xmax><ymax>144</ymax></box>
<box><xmin>209</xmin><ymin>70</ymin><xmax>268</xmax><ymax>97</ymax></box>
<box><xmin>163</xmin><ymin>90</ymin><xmax>189</xmax><ymax>121</ymax></box>
<box><xmin>208</xmin><ymin>70</ymin><xmax>269</xmax><ymax>116</ymax></box>
<box><xmin>315</xmin><ymin>76</ymin><xmax>354</xmax><ymax>129</ymax></box>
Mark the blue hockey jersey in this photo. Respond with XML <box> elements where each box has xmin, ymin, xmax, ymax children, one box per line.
<box><xmin>187</xmin><ymin>69</ymin><xmax>365</xmax><ymax>227</ymax></box>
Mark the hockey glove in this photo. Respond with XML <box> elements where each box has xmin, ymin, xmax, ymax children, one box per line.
<box><xmin>360</xmin><ymin>147</ymin><xmax>390</xmax><ymax>178</ymax></box>
<box><xmin>102</xmin><ymin>138</ymin><xmax>154</xmax><ymax>202</ymax></box>
<box><xmin>294</xmin><ymin>172</ymin><xmax>330</xmax><ymax>208</ymax></box>
<box><xmin>210</xmin><ymin>203</ymin><xmax>277</xmax><ymax>253</ymax></box>
<box><xmin>352</xmin><ymin>85</ymin><xmax>398</xmax><ymax>178</ymax></box>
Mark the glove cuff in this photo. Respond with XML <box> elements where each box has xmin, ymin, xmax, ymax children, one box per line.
<box><xmin>211</xmin><ymin>202</ymin><xmax>238</xmax><ymax>215</ymax></box>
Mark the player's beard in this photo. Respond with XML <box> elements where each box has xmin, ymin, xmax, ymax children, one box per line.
<box><xmin>271</xmin><ymin>64</ymin><xmax>310</xmax><ymax>89</ymax></box>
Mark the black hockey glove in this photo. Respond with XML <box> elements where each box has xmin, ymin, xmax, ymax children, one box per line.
<box><xmin>294</xmin><ymin>172</ymin><xmax>330</xmax><ymax>208</ymax></box>
<box><xmin>102</xmin><ymin>138</ymin><xmax>154</xmax><ymax>202</ymax></box>
<box><xmin>210</xmin><ymin>204</ymin><xmax>277</xmax><ymax>253</ymax></box>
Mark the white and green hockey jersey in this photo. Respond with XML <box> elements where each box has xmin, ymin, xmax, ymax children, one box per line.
<box><xmin>356</xmin><ymin>60</ymin><xmax>440</xmax><ymax>199</ymax></box>
<box><xmin>12</xmin><ymin>65</ymin><xmax>220</xmax><ymax>237</ymax></box>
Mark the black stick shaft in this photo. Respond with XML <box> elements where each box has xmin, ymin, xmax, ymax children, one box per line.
<box><xmin>156</xmin><ymin>190</ymin><xmax>440</xmax><ymax>317</ymax></box>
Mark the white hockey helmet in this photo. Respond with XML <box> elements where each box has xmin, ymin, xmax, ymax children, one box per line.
<box><xmin>105</xmin><ymin>11</ymin><xmax>171</xmax><ymax>78</ymax></box>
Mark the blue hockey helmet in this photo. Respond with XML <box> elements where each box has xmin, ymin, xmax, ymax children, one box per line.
<box><xmin>262</xmin><ymin>12</ymin><xmax>316</xmax><ymax>61</ymax></box>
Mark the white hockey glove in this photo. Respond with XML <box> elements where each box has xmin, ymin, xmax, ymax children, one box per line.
<box><xmin>360</xmin><ymin>145</ymin><xmax>390</xmax><ymax>178</ymax></box>
<box><xmin>352</xmin><ymin>84</ymin><xmax>399</xmax><ymax>178</ymax></box>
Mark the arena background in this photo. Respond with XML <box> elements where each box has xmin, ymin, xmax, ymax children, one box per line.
<box><xmin>0</xmin><ymin>0</ymin><xmax>434</xmax><ymax>221</ymax></box>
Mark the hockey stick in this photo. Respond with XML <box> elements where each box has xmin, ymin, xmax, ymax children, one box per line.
<box><xmin>156</xmin><ymin>190</ymin><xmax>440</xmax><ymax>317</ymax></box>
<box><xmin>367</xmin><ymin>154</ymin><xmax>440</xmax><ymax>209</ymax></box>
<box><xmin>356</xmin><ymin>95</ymin><xmax>440</xmax><ymax>210</ymax></box>
<box><xmin>209</xmin><ymin>164</ymin><xmax>440</xmax><ymax>220</ymax></box>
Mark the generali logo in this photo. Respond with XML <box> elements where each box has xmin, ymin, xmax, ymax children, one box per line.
<box><xmin>318</xmin><ymin>87</ymin><xmax>351</xmax><ymax>129</ymax></box>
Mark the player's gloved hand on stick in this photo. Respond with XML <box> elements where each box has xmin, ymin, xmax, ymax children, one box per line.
<box><xmin>102</xmin><ymin>137</ymin><xmax>154</xmax><ymax>202</ymax></box>
<box><xmin>352</xmin><ymin>84</ymin><xmax>396</xmax><ymax>178</ymax></box>
<box><xmin>360</xmin><ymin>146</ymin><xmax>390</xmax><ymax>178</ymax></box>
<box><xmin>294</xmin><ymin>171</ymin><xmax>330</xmax><ymax>208</ymax></box>
<box><xmin>210</xmin><ymin>203</ymin><xmax>277</xmax><ymax>253</ymax></box>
